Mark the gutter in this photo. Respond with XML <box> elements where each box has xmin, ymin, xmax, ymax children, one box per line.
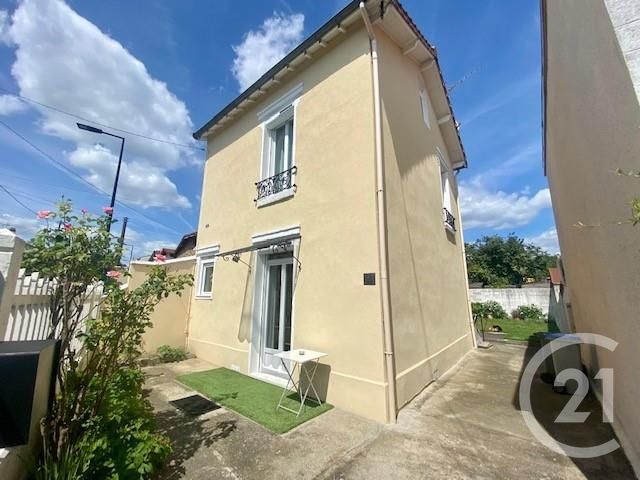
<box><xmin>359</xmin><ymin>2</ymin><xmax>397</xmax><ymax>424</ymax></box>
<box><xmin>540</xmin><ymin>0</ymin><xmax>548</xmax><ymax>176</ymax></box>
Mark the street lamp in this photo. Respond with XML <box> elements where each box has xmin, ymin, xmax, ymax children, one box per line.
<box><xmin>77</xmin><ymin>123</ymin><xmax>125</xmax><ymax>231</ymax></box>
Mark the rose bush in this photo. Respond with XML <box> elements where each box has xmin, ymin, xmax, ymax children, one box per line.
<box><xmin>23</xmin><ymin>201</ymin><xmax>192</xmax><ymax>479</ymax></box>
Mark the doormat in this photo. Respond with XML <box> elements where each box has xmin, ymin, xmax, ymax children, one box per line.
<box><xmin>170</xmin><ymin>394</ymin><xmax>222</xmax><ymax>416</ymax></box>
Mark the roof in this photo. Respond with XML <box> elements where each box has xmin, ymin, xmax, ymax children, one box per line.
<box><xmin>146</xmin><ymin>231</ymin><xmax>197</xmax><ymax>261</ymax></box>
<box><xmin>548</xmin><ymin>267</ymin><xmax>563</xmax><ymax>285</ymax></box>
<box><xmin>193</xmin><ymin>0</ymin><xmax>364</xmax><ymax>139</ymax></box>
<box><xmin>175</xmin><ymin>231</ymin><xmax>197</xmax><ymax>257</ymax></box>
<box><xmin>192</xmin><ymin>0</ymin><xmax>467</xmax><ymax>169</ymax></box>
<box><xmin>148</xmin><ymin>247</ymin><xmax>176</xmax><ymax>261</ymax></box>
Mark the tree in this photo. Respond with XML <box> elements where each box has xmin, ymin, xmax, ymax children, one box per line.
<box><xmin>465</xmin><ymin>234</ymin><xmax>556</xmax><ymax>287</ymax></box>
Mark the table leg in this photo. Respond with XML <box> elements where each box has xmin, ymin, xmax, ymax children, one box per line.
<box><xmin>276</xmin><ymin>358</ymin><xmax>299</xmax><ymax>413</ymax></box>
<box><xmin>295</xmin><ymin>359</ymin><xmax>322</xmax><ymax>417</ymax></box>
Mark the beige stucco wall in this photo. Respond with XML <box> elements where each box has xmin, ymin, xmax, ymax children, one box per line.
<box><xmin>376</xmin><ymin>27</ymin><xmax>474</xmax><ymax>408</ymax></box>
<box><xmin>544</xmin><ymin>0</ymin><xmax>640</xmax><ymax>473</ymax></box>
<box><xmin>192</xmin><ymin>25</ymin><xmax>390</xmax><ymax>422</ymax></box>
<box><xmin>128</xmin><ymin>259</ymin><xmax>195</xmax><ymax>355</ymax></box>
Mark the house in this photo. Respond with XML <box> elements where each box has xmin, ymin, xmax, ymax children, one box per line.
<box><xmin>541</xmin><ymin>0</ymin><xmax>640</xmax><ymax>473</ymax></box>
<box><xmin>147</xmin><ymin>231</ymin><xmax>197</xmax><ymax>261</ymax></box>
<box><xmin>189</xmin><ymin>0</ymin><xmax>475</xmax><ymax>423</ymax></box>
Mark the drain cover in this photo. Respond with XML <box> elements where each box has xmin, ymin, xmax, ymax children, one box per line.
<box><xmin>170</xmin><ymin>394</ymin><xmax>221</xmax><ymax>416</ymax></box>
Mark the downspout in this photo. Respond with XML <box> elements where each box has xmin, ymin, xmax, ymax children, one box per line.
<box><xmin>359</xmin><ymin>2</ymin><xmax>397</xmax><ymax>424</ymax></box>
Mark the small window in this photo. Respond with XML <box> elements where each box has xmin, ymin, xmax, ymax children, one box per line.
<box><xmin>419</xmin><ymin>90</ymin><xmax>431</xmax><ymax>128</ymax></box>
<box><xmin>197</xmin><ymin>258</ymin><xmax>215</xmax><ymax>298</ymax></box>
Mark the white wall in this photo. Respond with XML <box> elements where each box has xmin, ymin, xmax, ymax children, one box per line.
<box><xmin>469</xmin><ymin>287</ymin><xmax>551</xmax><ymax>315</ymax></box>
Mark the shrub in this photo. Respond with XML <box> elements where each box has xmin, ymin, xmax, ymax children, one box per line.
<box><xmin>78</xmin><ymin>368</ymin><xmax>171</xmax><ymax>479</ymax></box>
<box><xmin>471</xmin><ymin>300</ymin><xmax>508</xmax><ymax>319</ymax></box>
<box><xmin>157</xmin><ymin>345</ymin><xmax>187</xmax><ymax>363</ymax></box>
<box><xmin>512</xmin><ymin>304</ymin><xmax>545</xmax><ymax>322</ymax></box>
<box><xmin>23</xmin><ymin>201</ymin><xmax>192</xmax><ymax>479</ymax></box>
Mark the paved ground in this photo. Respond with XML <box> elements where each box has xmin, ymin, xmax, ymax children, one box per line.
<box><xmin>145</xmin><ymin>344</ymin><xmax>636</xmax><ymax>480</ymax></box>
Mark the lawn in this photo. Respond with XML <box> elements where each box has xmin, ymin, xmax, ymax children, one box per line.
<box><xmin>481</xmin><ymin>317</ymin><xmax>560</xmax><ymax>342</ymax></box>
<box><xmin>177</xmin><ymin>367</ymin><xmax>333</xmax><ymax>434</ymax></box>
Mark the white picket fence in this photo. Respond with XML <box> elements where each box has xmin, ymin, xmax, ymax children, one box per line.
<box><xmin>0</xmin><ymin>229</ymin><xmax>104</xmax><ymax>343</ymax></box>
<box><xmin>3</xmin><ymin>270</ymin><xmax>103</xmax><ymax>342</ymax></box>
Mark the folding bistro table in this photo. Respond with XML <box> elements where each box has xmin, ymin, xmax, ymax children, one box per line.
<box><xmin>274</xmin><ymin>349</ymin><xmax>327</xmax><ymax>417</ymax></box>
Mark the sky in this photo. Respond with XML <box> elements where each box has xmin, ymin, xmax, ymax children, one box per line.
<box><xmin>0</xmin><ymin>0</ymin><xmax>558</xmax><ymax>259</ymax></box>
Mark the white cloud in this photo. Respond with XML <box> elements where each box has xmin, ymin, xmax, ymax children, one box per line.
<box><xmin>0</xmin><ymin>10</ymin><xmax>11</xmax><ymax>45</ymax></box>
<box><xmin>4</xmin><ymin>0</ymin><xmax>196</xmax><ymax>208</ymax></box>
<box><xmin>232</xmin><ymin>12</ymin><xmax>304</xmax><ymax>91</ymax></box>
<box><xmin>460</xmin><ymin>183</ymin><xmax>551</xmax><ymax>230</ymax></box>
<box><xmin>0</xmin><ymin>212</ymin><xmax>41</xmax><ymax>238</ymax></box>
<box><xmin>68</xmin><ymin>146</ymin><xmax>190</xmax><ymax>209</ymax></box>
<box><xmin>526</xmin><ymin>228</ymin><xmax>560</xmax><ymax>254</ymax></box>
<box><xmin>0</xmin><ymin>94</ymin><xmax>28</xmax><ymax>115</ymax></box>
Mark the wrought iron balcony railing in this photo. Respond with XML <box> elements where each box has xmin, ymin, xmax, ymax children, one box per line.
<box><xmin>443</xmin><ymin>207</ymin><xmax>456</xmax><ymax>232</ymax></box>
<box><xmin>254</xmin><ymin>166</ymin><xmax>297</xmax><ymax>202</ymax></box>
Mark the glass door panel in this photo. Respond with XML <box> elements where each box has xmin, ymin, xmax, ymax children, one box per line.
<box><xmin>260</xmin><ymin>253</ymin><xmax>294</xmax><ymax>377</ymax></box>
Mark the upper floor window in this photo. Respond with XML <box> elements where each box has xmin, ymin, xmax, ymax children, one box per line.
<box><xmin>255</xmin><ymin>84</ymin><xmax>302</xmax><ymax>207</ymax></box>
<box><xmin>419</xmin><ymin>89</ymin><xmax>431</xmax><ymax>129</ymax></box>
<box><xmin>266</xmin><ymin>108</ymin><xmax>294</xmax><ymax>177</ymax></box>
<box><xmin>438</xmin><ymin>151</ymin><xmax>455</xmax><ymax>232</ymax></box>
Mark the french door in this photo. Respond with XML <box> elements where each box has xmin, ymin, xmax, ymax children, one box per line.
<box><xmin>260</xmin><ymin>253</ymin><xmax>294</xmax><ymax>377</ymax></box>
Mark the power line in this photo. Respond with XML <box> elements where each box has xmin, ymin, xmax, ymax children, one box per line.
<box><xmin>0</xmin><ymin>184</ymin><xmax>38</xmax><ymax>215</ymax></box>
<box><xmin>0</xmin><ymin>119</ymin><xmax>182</xmax><ymax>235</ymax></box>
<box><xmin>0</xmin><ymin>87</ymin><xmax>204</xmax><ymax>152</ymax></box>
<box><xmin>0</xmin><ymin>119</ymin><xmax>107</xmax><ymax>196</ymax></box>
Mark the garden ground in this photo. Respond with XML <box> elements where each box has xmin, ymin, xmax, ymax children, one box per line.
<box><xmin>480</xmin><ymin>317</ymin><xmax>560</xmax><ymax>341</ymax></box>
<box><xmin>145</xmin><ymin>344</ymin><xmax>635</xmax><ymax>479</ymax></box>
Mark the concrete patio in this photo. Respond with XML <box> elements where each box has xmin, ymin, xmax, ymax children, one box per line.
<box><xmin>145</xmin><ymin>344</ymin><xmax>636</xmax><ymax>479</ymax></box>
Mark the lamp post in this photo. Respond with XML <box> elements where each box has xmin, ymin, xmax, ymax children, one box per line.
<box><xmin>76</xmin><ymin>123</ymin><xmax>125</xmax><ymax>232</ymax></box>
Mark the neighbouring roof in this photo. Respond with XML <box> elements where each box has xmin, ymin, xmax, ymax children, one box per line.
<box><xmin>147</xmin><ymin>231</ymin><xmax>197</xmax><ymax>261</ymax></box>
<box><xmin>148</xmin><ymin>248</ymin><xmax>176</xmax><ymax>261</ymax></box>
<box><xmin>175</xmin><ymin>231</ymin><xmax>197</xmax><ymax>257</ymax></box>
<box><xmin>548</xmin><ymin>267</ymin><xmax>563</xmax><ymax>285</ymax></box>
<box><xmin>193</xmin><ymin>0</ymin><xmax>467</xmax><ymax>169</ymax></box>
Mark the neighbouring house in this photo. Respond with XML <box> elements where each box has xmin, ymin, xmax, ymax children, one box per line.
<box><xmin>188</xmin><ymin>0</ymin><xmax>475</xmax><ymax>423</ymax></box>
<box><xmin>542</xmin><ymin>0</ymin><xmax>640</xmax><ymax>473</ymax></box>
<box><xmin>147</xmin><ymin>231</ymin><xmax>197</xmax><ymax>261</ymax></box>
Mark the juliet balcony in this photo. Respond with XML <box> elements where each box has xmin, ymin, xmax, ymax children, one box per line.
<box><xmin>254</xmin><ymin>166</ymin><xmax>297</xmax><ymax>207</ymax></box>
<box><xmin>443</xmin><ymin>207</ymin><xmax>456</xmax><ymax>232</ymax></box>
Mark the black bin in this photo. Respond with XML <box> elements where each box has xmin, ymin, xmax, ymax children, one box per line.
<box><xmin>0</xmin><ymin>339</ymin><xmax>59</xmax><ymax>448</ymax></box>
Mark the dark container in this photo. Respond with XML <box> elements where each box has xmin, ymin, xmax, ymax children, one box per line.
<box><xmin>0</xmin><ymin>339</ymin><xmax>59</xmax><ymax>447</ymax></box>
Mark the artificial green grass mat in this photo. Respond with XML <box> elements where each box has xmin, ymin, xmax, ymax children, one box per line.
<box><xmin>482</xmin><ymin>318</ymin><xmax>560</xmax><ymax>342</ymax></box>
<box><xmin>177</xmin><ymin>368</ymin><xmax>333</xmax><ymax>434</ymax></box>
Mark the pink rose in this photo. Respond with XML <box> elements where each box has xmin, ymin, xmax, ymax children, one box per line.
<box><xmin>37</xmin><ymin>210</ymin><xmax>53</xmax><ymax>219</ymax></box>
<box><xmin>106</xmin><ymin>270</ymin><xmax>121</xmax><ymax>279</ymax></box>
<box><xmin>102</xmin><ymin>206</ymin><xmax>114</xmax><ymax>215</ymax></box>
<box><xmin>154</xmin><ymin>253</ymin><xmax>167</xmax><ymax>262</ymax></box>
<box><xmin>63</xmin><ymin>223</ymin><xmax>72</xmax><ymax>232</ymax></box>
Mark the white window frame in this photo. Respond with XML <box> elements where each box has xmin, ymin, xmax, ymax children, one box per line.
<box><xmin>438</xmin><ymin>150</ymin><xmax>454</xmax><ymax>233</ymax></box>
<box><xmin>419</xmin><ymin>89</ymin><xmax>431</xmax><ymax>129</ymax></box>
<box><xmin>263</xmin><ymin>107</ymin><xmax>295</xmax><ymax>178</ymax></box>
<box><xmin>195</xmin><ymin>244</ymin><xmax>219</xmax><ymax>299</ymax></box>
<box><xmin>256</xmin><ymin>83</ymin><xmax>302</xmax><ymax>208</ymax></box>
